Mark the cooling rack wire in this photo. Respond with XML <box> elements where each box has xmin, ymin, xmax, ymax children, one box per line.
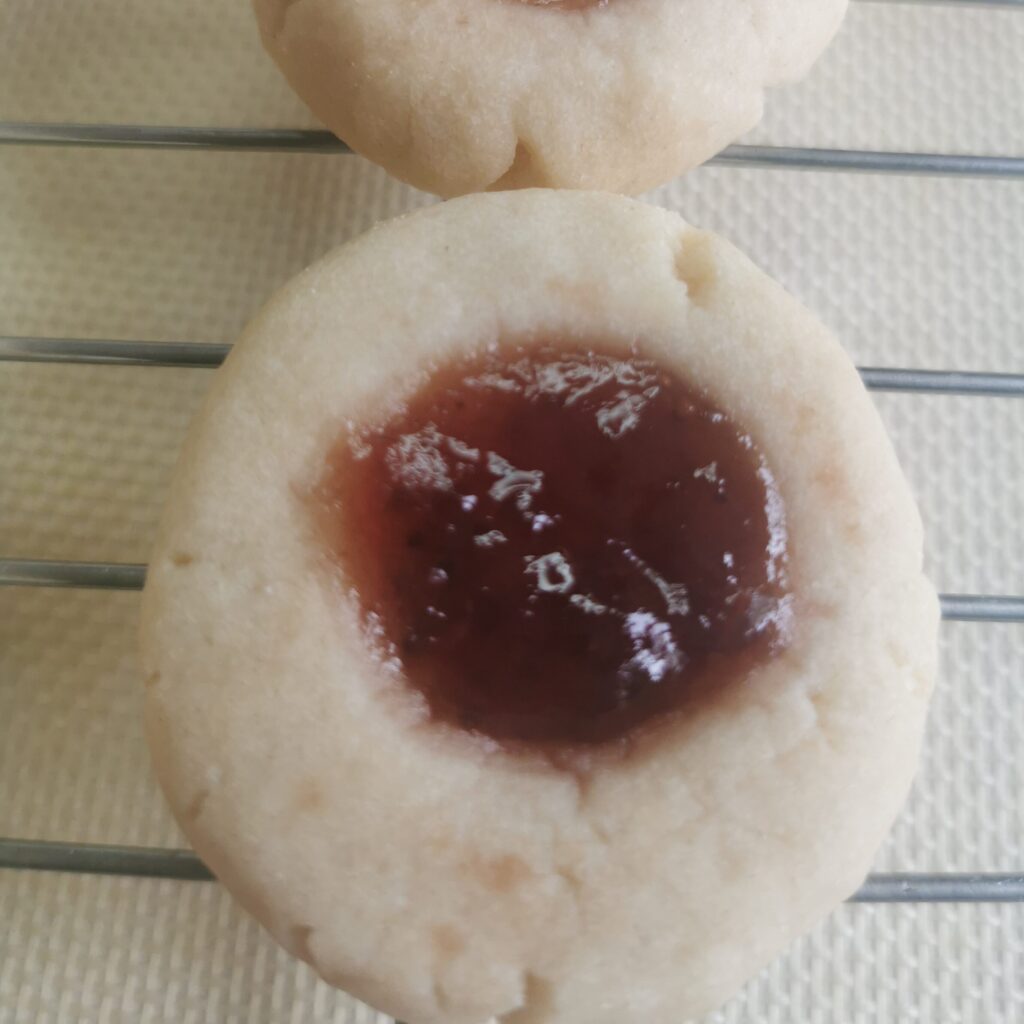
<box><xmin>1</xmin><ymin>0</ymin><xmax>1023</xmax><ymax>1020</ymax></box>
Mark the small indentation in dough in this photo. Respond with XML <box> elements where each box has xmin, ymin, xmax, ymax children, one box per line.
<box><xmin>587</xmin><ymin>816</ymin><xmax>613</xmax><ymax>846</ymax></box>
<box><xmin>290</xmin><ymin>924</ymin><xmax>316</xmax><ymax>965</ymax></box>
<box><xmin>554</xmin><ymin>863</ymin><xmax>584</xmax><ymax>898</ymax></box>
<box><xmin>182</xmin><ymin>788</ymin><xmax>210</xmax><ymax>822</ymax></box>
<box><xmin>144</xmin><ymin>670</ymin><xmax>161</xmax><ymax>689</ymax></box>
<box><xmin>321</xmin><ymin>964</ymin><xmax>360</xmax><ymax>993</ymax></box>
<box><xmin>546</xmin><ymin>276</ymin><xmax>601</xmax><ymax>309</ymax></box>
<box><xmin>293</xmin><ymin>778</ymin><xmax>326</xmax><ymax>814</ymax></box>
<box><xmin>170</xmin><ymin>552</ymin><xmax>195</xmax><ymax>567</ymax></box>
<box><xmin>490</xmin><ymin>139</ymin><xmax>539</xmax><ymax>191</ymax></box>
<box><xmin>470</xmin><ymin>853</ymin><xmax>533</xmax><ymax>892</ymax></box>
<box><xmin>807</xmin><ymin>691</ymin><xmax>837</xmax><ymax>753</ymax></box>
<box><xmin>910</xmin><ymin>663</ymin><xmax>933</xmax><ymax>700</ymax></box>
<box><xmin>843</xmin><ymin>519</ymin><xmax>866</xmax><ymax>545</ymax></box>
<box><xmin>500</xmin><ymin>972</ymin><xmax>556</xmax><ymax>1024</ymax></box>
<box><xmin>795</xmin><ymin>404</ymin><xmax>818</xmax><ymax>431</ymax></box>
<box><xmin>262</xmin><ymin>0</ymin><xmax>305</xmax><ymax>41</ymax></box>
<box><xmin>432</xmin><ymin>924</ymin><xmax>466</xmax><ymax>958</ymax></box>
<box><xmin>813</xmin><ymin>463</ymin><xmax>864</xmax><ymax>544</ymax></box>
<box><xmin>426</xmin><ymin>832</ymin><xmax>455</xmax><ymax>856</ymax></box>
<box><xmin>812</xmin><ymin>462</ymin><xmax>848</xmax><ymax>502</ymax></box>
<box><xmin>431</xmin><ymin>974</ymin><xmax>456</xmax><ymax>1014</ymax></box>
<box><xmin>674</xmin><ymin>232</ymin><xmax>717</xmax><ymax>308</ymax></box>
<box><xmin>805</xmin><ymin>598</ymin><xmax>839</xmax><ymax>622</ymax></box>
<box><xmin>886</xmin><ymin>636</ymin><xmax>910</xmax><ymax>671</ymax></box>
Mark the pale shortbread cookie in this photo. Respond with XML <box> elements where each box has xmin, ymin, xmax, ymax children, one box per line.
<box><xmin>141</xmin><ymin>191</ymin><xmax>937</xmax><ymax>1024</ymax></box>
<box><xmin>251</xmin><ymin>0</ymin><xmax>848</xmax><ymax>196</ymax></box>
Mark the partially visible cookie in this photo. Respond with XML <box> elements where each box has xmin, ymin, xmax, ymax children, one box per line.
<box><xmin>252</xmin><ymin>0</ymin><xmax>848</xmax><ymax>196</ymax></box>
<box><xmin>141</xmin><ymin>190</ymin><xmax>937</xmax><ymax>1024</ymax></box>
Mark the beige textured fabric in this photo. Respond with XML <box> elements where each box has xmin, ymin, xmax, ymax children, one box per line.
<box><xmin>0</xmin><ymin>1</ymin><xmax>1021</xmax><ymax>1022</ymax></box>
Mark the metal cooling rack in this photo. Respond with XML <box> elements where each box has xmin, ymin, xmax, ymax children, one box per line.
<box><xmin>1</xmin><ymin>0</ymin><xmax>1023</xmax><ymax>1014</ymax></box>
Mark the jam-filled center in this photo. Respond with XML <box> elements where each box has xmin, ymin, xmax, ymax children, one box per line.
<box><xmin>318</xmin><ymin>345</ymin><xmax>791</xmax><ymax>748</ymax></box>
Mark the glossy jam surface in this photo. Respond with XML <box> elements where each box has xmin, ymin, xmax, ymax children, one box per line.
<box><xmin>318</xmin><ymin>345</ymin><xmax>791</xmax><ymax>748</ymax></box>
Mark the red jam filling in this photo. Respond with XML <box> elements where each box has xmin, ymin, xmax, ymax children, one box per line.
<box><xmin>317</xmin><ymin>345</ymin><xmax>792</xmax><ymax>748</ymax></box>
